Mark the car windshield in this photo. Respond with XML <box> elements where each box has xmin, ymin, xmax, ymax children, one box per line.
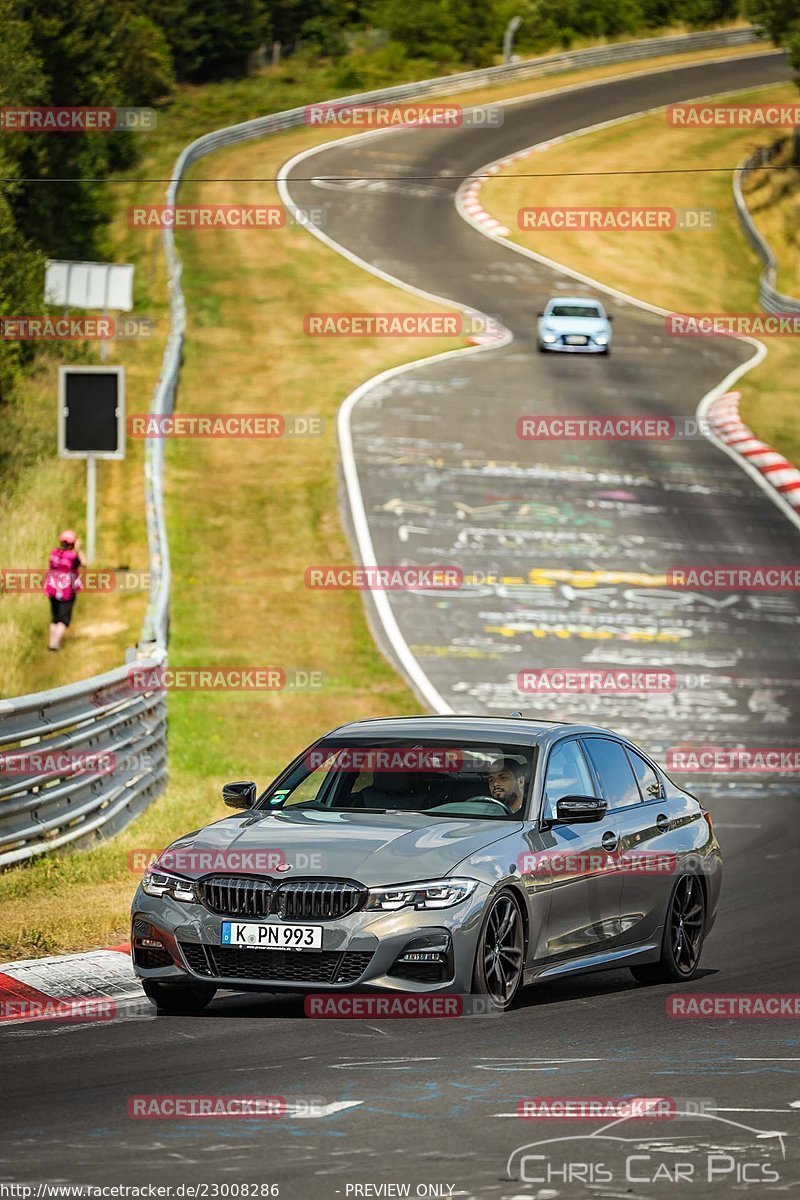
<box><xmin>549</xmin><ymin>304</ymin><xmax>602</xmax><ymax>318</ymax></box>
<box><xmin>259</xmin><ymin>740</ymin><xmax>536</xmax><ymax>819</ymax></box>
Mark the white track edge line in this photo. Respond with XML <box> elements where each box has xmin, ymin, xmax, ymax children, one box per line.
<box><xmin>277</xmin><ymin>146</ymin><xmax>512</xmax><ymax>715</ymax></box>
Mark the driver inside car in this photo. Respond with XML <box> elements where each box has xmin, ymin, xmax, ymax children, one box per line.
<box><xmin>486</xmin><ymin>758</ymin><xmax>528</xmax><ymax>814</ymax></box>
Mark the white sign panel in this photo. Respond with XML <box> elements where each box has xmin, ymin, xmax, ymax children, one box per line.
<box><xmin>45</xmin><ymin>260</ymin><xmax>134</xmax><ymax>312</ymax></box>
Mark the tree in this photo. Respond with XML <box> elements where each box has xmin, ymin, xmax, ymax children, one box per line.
<box><xmin>0</xmin><ymin>0</ymin><xmax>46</xmax><ymax>402</ymax></box>
<box><xmin>110</xmin><ymin>12</ymin><xmax>175</xmax><ymax>105</ymax></box>
<box><xmin>747</xmin><ymin>0</ymin><xmax>800</xmax><ymax>82</ymax></box>
<box><xmin>140</xmin><ymin>0</ymin><xmax>269</xmax><ymax>81</ymax></box>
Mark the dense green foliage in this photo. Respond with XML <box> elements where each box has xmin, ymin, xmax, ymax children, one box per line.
<box><xmin>746</xmin><ymin>0</ymin><xmax>800</xmax><ymax>77</ymax></box>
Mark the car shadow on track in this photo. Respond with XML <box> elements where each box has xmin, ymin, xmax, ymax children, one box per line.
<box><xmin>511</xmin><ymin>966</ymin><xmax>718</xmax><ymax>1011</ymax></box>
<box><xmin>145</xmin><ymin>966</ymin><xmax>718</xmax><ymax>1018</ymax></box>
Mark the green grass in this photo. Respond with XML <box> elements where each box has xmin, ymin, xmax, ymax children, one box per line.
<box><xmin>742</xmin><ymin>138</ymin><xmax>800</xmax><ymax>299</ymax></box>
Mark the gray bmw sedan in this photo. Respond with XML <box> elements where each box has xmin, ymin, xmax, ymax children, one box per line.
<box><xmin>132</xmin><ymin>715</ymin><xmax>721</xmax><ymax>1012</ymax></box>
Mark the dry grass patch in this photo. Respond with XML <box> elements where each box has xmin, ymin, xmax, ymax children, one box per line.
<box><xmin>742</xmin><ymin>137</ymin><xmax>800</xmax><ymax>298</ymax></box>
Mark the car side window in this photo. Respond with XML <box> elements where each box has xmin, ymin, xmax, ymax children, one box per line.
<box><xmin>541</xmin><ymin>739</ymin><xmax>595</xmax><ymax>821</ymax></box>
<box><xmin>583</xmin><ymin>738</ymin><xmax>641</xmax><ymax>809</ymax></box>
<box><xmin>268</xmin><ymin>767</ymin><xmax>330</xmax><ymax>808</ymax></box>
<box><xmin>265</xmin><ymin>752</ymin><xmax>354</xmax><ymax>808</ymax></box>
<box><xmin>626</xmin><ymin>748</ymin><xmax>663</xmax><ymax>801</ymax></box>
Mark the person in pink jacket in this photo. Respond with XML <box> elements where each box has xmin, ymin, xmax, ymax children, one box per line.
<box><xmin>45</xmin><ymin>529</ymin><xmax>86</xmax><ymax>651</ymax></box>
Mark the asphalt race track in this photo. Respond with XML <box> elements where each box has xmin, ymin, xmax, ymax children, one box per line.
<box><xmin>2</xmin><ymin>53</ymin><xmax>800</xmax><ymax>1199</ymax></box>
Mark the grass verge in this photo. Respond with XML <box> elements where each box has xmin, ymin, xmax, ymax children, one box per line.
<box><xmin>742</xmin><ymin>137</ymin><xmax>800</xmax><ymax>298</ymax></box>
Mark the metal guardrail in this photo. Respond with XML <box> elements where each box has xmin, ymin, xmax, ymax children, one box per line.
<box><xmin>733</xmin><ymin>138</ymin><xmax>800</xmax><ymax>316</ymax></box>
<box><xmin>0</xmin><ymin>651</ymin><xmax>166</xmax><ymax>866</ymax></box>
<box><xmin>0</xmin><ymin>26</ymin><xmax>764</xmax><ymax>867</ymax></box>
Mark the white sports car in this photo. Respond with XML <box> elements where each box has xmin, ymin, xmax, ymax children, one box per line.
<box><xmin>537</xmin><ymin>296</ymin><xmax>613</xmax><ymax>355</ymax></box>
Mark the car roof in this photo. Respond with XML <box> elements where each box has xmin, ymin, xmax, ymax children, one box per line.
<box><xmin>323</xmin><ymin>714</ymin><xmax>621</xmax><ymax>748</ymax></box>
<box><xmin>546</xmin><ymin>296</ymin><xmax>603</xmax><ymax>306</ymax></box>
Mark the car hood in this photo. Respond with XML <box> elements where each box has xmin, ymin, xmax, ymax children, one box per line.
<box><xmin>157</xmin><ymin>809</ymin><xmax>523</xmax><ymax>887</ymax></box>
<box><xmin>541</xmin><ymin>316</ymin><xmax>607</xmax><ymax>333</ymax></box>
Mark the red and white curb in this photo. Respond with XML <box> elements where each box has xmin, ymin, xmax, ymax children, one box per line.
<box><xmin>460</xmin><ymin>164</ymin><xmax>512</xmax><ymax>237</ymax></box>
<box><xmin>0</xmin><ymin>944</ymin><xmax>138</xmax><ymax>1022</ymax></box>
<box><xmin>460</xmin><ymin>145</ymin><xmax>552</xmax><ymax>239</ymax></box>
<box><xmin>707</xmin><ymin>391</ymin><xmax>800</xmax><ymax>511</ymax></box>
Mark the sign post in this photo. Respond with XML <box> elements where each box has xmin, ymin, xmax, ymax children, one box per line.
<box><xmin>86</xmin><ymin>454</ymin><xmax>97</xmax><ymax>562</ymax></box>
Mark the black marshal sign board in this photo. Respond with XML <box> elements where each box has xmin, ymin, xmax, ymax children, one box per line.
<box><xmin>57</xmin><ymin>365</ymin><xmax>125</xmax><ymax>563</ymax></box>
<box><xmin>58</xmin><ymin>366</ymin><xmax>125</xmax><ymax>460</ymax></box>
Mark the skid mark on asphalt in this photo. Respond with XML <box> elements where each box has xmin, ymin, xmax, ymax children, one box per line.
<box><xmin>331</xmin><ymin>1057</ymin><xmax>441</xmax><ymax>1070</ymax></box>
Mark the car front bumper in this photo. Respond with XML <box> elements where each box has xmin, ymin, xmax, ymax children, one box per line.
<box><xmin>540</xmin><ymin>339</ymin><xmax>609</xmax><ymax>353</ymax></box>
<box><xmin>131</xmin><ymin>883</ymin><xmax>492</xmax><ymax>995</ymax></box>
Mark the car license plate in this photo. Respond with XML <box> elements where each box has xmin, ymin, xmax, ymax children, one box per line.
<box><xmin>565</xmin><ymin>335</ymin><xmax>588</xmax><ymax>345</ymax></box>
<box><xmin>221</xmin><ymin>921</ymin><xmax>322</xmax><ymax>950</ymax></box>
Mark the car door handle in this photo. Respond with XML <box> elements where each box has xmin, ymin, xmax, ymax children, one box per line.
<box><xmin>656</xmin><ymin>813</ymin><xmax>670</xmax><ymax>833</ymax></box>
<box><xmin>601</xmin><ymin>830</ymin><xmax>618</xmax><ymax>852</ymax></box>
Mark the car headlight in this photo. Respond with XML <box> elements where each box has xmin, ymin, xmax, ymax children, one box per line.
<box><xmin>366</xmin><ymin>878</ymin><xmax>479</xmax><ymax>911</ymax></box>
<box><xmin>142</xmin><ymin>869</ymin><xmax>198</xmax><ymax>904</ymax></box>
<box><xmin>542</xmin><ymin>334</ymin><xmax>557</xmax><ymax>344</ymax></box>
<box><xmin>594</xmin><ymin>335</ymin><xmax>609</xmax><ymax>345</ymax></box>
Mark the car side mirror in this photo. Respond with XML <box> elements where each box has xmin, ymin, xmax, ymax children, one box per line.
<box><xmin>537</xmin><ymin>311</ymin><xmax>544</xmax><ymax>317</ymax></box>
<box><xmin>607</xmin><ymin>314</ymin><xmax>614</xmax><ymax>321</ymax></box>
<box><xmin>223</xmin><ymin>780</ymin><xmax>257</xmax><ymax>809</ymax></box>
<box><xmin>553</xmin><ymin>795</ymin><xmax>607</xmax><ymax>824</ymax></box>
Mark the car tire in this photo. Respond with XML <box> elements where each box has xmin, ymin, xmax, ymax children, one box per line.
<box><xmin>630</xmin><ymin>873</ymin><xmax>706</xmax><ymax>985</ymax></box>
<box><xmin>142</xmin><ymin>980</ymin><xmax>217</xmax><ymax>1014</ymax></box>
<box><xmin>601</xmin><ymin>346</ymin><xmax>610</xmax><ymax>356</ymax></box>
<box><xmin>537</xmin><ymin>341</ymin><xmax>546</xmax><ymax>353</ymax></box>
<box><xmin>472</xmin><ymin>889</ymin><xmax>526</xmax><ymax>1010</ymax></box>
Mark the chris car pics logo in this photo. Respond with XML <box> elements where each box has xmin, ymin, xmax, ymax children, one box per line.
<box><xmin>507</xmin><ymin>1109</ymin><xmax>786</xmax><ymax>1188</ymax></box>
